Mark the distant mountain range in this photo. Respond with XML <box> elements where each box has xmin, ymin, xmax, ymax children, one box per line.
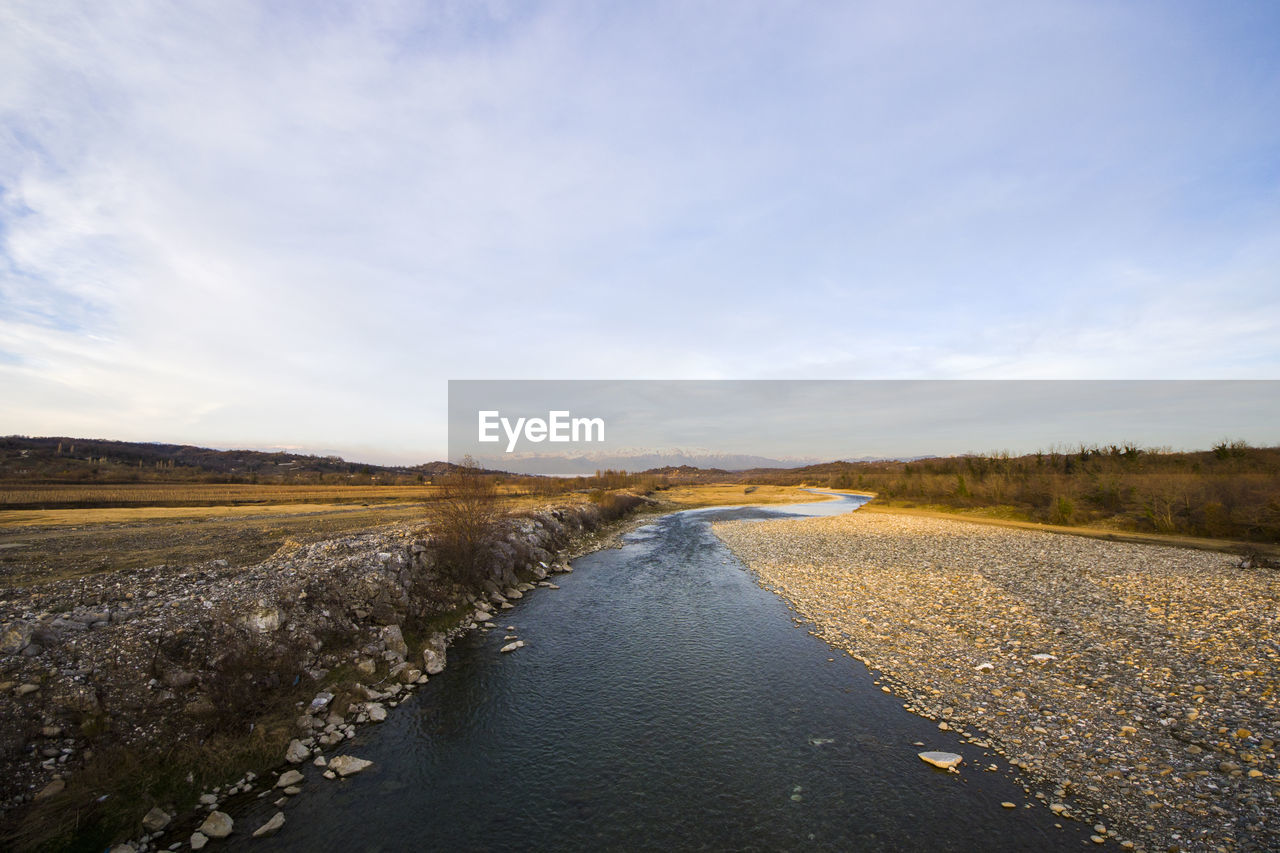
<box><xmin>0</xmin><ymin>435</ymin><xmax>931</xmax><ymax>484</ymax></box>
<box><xmin>0</xmin><ymin>435</ymin><xmax>455</xmax><ymax>484</ymax></box>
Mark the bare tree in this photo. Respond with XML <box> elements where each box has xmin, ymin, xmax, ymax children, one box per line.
<box><xmin>429</xmin><ymin>456</ymin><xmax>501</xmax><ymax>587</ymax></box>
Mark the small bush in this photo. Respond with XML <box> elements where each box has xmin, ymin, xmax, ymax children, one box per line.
<box><xmin>427</xmin><ymin>459</ymin><xmax>501</xmax><ymax>588</ymax></box>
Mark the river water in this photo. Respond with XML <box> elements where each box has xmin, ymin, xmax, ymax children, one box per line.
<box><xmin>240</xmin><ymin>494</ymin><xmax>1091</xmax><ymax>851</ymax></box>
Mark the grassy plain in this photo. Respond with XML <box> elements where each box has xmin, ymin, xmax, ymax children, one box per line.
<box><xmin>654</xmin><ymin>483</ymin><xmax>830</xmax><ymax>508</ymax></box>
<box><xmin>0</xmin><ymin>482</ymin><xmax>830</xmax><ymax>586</ymax></box>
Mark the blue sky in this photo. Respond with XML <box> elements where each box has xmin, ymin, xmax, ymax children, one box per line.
<box><xmin>2</xmin><ymin>2</ymin><xmax>1278</xmax><ymax>464</ymax></box>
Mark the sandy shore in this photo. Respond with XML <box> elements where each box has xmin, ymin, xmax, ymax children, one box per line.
<box><xmin>713</xmin><ymin>509</ymin><xmax>1280</xmax><ymax>852</ymax></box>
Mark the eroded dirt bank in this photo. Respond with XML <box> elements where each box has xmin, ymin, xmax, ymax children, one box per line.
<box><xmin>713</xmin><ymin>509</ymin><xmax>1280</xmax><ymax>853</ymax></box>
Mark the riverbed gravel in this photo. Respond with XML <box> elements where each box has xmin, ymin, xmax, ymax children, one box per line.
<box><xmin>713</xmin><ymin>509</ymin><xmax>1280</xmax><ymax>853</ymax></box>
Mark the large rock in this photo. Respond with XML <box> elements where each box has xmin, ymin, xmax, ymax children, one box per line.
<box><xmin>276</xmin><ymin>769</ymin><xmax>304</xmax><ymax>788</ymax></box>
<box><xmin>918</xmin><ymin>751</ymin><xmax>962</xmax><ymax>770</ymax></box>
<box><xmin>422</xmin><ymin>634</ymin><xmax>447</xmax><ymax>675</ymax></box>
<box><xmin>33</xmin><ymin>778</ymin><xmax>64</xmax><ymax>800</ymax></box>
<box><xmin>285</xmin><ymin>739</ymin><xmax>310</xmax><ymax>764</ymax></box>
<box><xmin>381</xmin><ymin>625</ymin><xmax>408</xmax><ymax>657</ymax></box>
<box><xmin>328</xmin><ymin>755</ymin><xmax>373</xmax><ymax>777</ymax></box>
<box><xmin>252</xmin><ymin>812</ymin><xmax>285</xmax><ymax>838</ymax></box>
<box><xmin>141</xmin><ymin>805</ymin><xmax>172</xmax><ymax>833</ymax></box>
<box><xmin>1</xmin><ymin>621</ymin><xmax>34</xmax><ymax>655</ymax></box>
<box><xmin>198</xmin><ymin>811</ymin><xmax>233</xmax><ymax>839</ymax></box>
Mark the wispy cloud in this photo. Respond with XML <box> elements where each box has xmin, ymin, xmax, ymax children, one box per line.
<box><xmin>2</xmin><ymin>1</ymin><xmax>1278</xmax><ymax>462</ymax></box>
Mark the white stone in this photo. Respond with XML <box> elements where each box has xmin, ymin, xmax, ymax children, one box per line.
<box><xmin>285</xmin><ymin>739</ymin><xmax>310</xmax><ymax>764</ymax></box>
<box><xmin>328</xmin><ymin>755</ymin><xmax>373</xmax><ymax>777</ymax></box>
<box><xmin>918</xmin><ymin>751</ymin><xmax>963</xmax><ymax>770</ymax></box>
<box><xmin>197</xmin><ymin>811</ymin><xmax>233</xmax><ymax>839</ymax></box>
<box><xmin>252</xmin><ymin>812</ymin><xmax>285</xmax><ymax>838</ymax></box>
<box><xmin>276</xmin><ymin>769</ymin><xmax>304</xmax><ymax>788</ymax></box>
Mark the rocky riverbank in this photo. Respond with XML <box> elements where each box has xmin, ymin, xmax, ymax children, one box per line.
<box><xmin>713</xmin><ymin>509</ymin><xmax>1280</xmax><ymax>853</ymax></box>
<box><xmin>0</xmin><ymin>500</ymin><xmax>640</xmax><ymax>850</ymax></box>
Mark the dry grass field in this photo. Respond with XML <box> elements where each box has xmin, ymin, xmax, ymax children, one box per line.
<box><xmin>655</xmin><ymin>483</ymin><xmax>829</xmax><ymax>508</ymax></box>
<box><xmin>0</xmin><ymin>483</ymin><xmax>444</xmax><ymax>508</ymax></box>
<box><xmin>0</xmin><ymin>482</ymin><xmax>823</xmax><ymax>587</ymax></box>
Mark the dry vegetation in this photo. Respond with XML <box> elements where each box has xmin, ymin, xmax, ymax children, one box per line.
<box><xmin>766</xmin><ymin>442</ymin><xmax>1280</xmax><ymax>547</ymax></box>
<box><xmin>0</xmin><ymin>483</ymin><xmax>442</xmax><ymax>509</ymax></box>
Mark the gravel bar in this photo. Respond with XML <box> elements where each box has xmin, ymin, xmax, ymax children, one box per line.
<box><xmin>713</xmin><ymin>509</ymin><xmax>1280</xmax><ymax>852</ymax></box>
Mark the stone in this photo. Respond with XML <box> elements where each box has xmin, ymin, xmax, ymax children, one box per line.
<box><xmin>142</xmin><ymin>805</ymin><xmax>172</xmax><ymax>833</ymax></box>
<box><xmin>252</xmin><ymin>812</ymin><xmax>285</xmax><ymax>838</ymax></box>
<box><xmin>1001</xmin><ymin>802</ymin><xmax>1016</xmax><ymax>809</ymax></box>
<box><xmin>276</xmin><ymin>770</ymin><xmax>304</xmax><ymax>788</ymax></box>
<box><xmin>1</xmin><ymin>620</ymin><xmax>34</xmax><ymax>655</ymax></box>
<box><xmin>975</xmin><ymin>662</ymin><xmax>994</xmax><ymax>672</ymax></box>
<box><xmin>422</xmin><ymin>634</ymin><xmax>447</xmax><ymax>675</ymax></box>
<box><xmin>328</xmin><ymin>755</ymin><xmax>373</xmax><ymax>777</ymax></box>
<box><xmin>285</xmin><ymin>739</ymin><xmax>310</xmax><ymax>764</ymax></box>
<box><xmin>34</xmin><ymin>778</ymin><xmax>65</xmax><ymax>800</ymax></box>
<box><xmin>308</xmin><ymin>692</ymin><xmax>333</xmax><ymax>713</ymax></box>
<box><xmin>367</xmin><ymin>703</ymin><xmax>387</xmax><ymax>722</ymax></box>
<box><xmin>198</xmin><ymin>811</ymin><xmax>233</xmax><ymax>839</ymax></box>
<box><xmin>398</xmin><ymin>667</ymin><xmax>422</xmax><ymax>684</ymax></box>
<box><xmin>283</xmin><ymin>786</ymin><xmax>302</xmax><ymax>795</ymax></box>
<box><xmin>918</xmin><ymin>751</ymin><xmax>962</xmax><ymax>770</ymax></box>
<box><xmin>108</xmin><ymin>844</ymin><xmax>137</xmax><ymax>853</ymax></box>
<box><xmin>15</xmin><ymin>683</ymin><xmax>40</xmax><ymax>696</ymax></box>
<box><xmin>190</xmin><ymin>832</ymin><xmax>208</xmax><ymax>850</ymax></box>
<box><xmin>500</xmin><ymin>640</ymin><xmax>525</xmax><ymax>653</ymax></box>
<box><xmin>1030</xmin><ymin>654</ymin><xmax>1055</xmax><ymax>664</ymax></box>
<box><xmin>381</xmin><ymin>625</ymin><xmax>408</xmax><ymax>657</ymax></box>
<box><xmin>355</xmin><ymin>658</ymin><xmax>377</xmax><ymax>676</ymax></box>
<box><xmin>473</xmin><ymin>610</ymin><xmax>494</xmax><ymax>622</ymax></box>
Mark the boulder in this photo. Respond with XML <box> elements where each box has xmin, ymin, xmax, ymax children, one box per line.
<box><xmin>422</xmin><ymin>634</ymin><xmax>447</xmax><ymax>675</ymax></box>
<box><xmin>141</xmin><ymin>805</ymin><xmax>172</xmax><ymax>833</ymax></box>
<box><xmin>190</xmin><ymin>833</ymin><xmax>208</xmax><ymax>851</ymax></box>
<box><xmin>1</xmin><ymin>620</ymin><xmax>34</xmax><ymax>655</ymax></box>
<box><xmin>381</xmin><ymin>625</ymin><xmax>408</xmax><ymax>657</ymax></box>
<box><xmin>33</xmin><ymin>778</ymin><xmax>65</xmax><ymax>800</ymax></box>
<box><xmin>328</xmin><ymin>755</ymin><xmax>373</xmax><ymax>777</ymax></box>
<box><xmin>252</xmin><ymin>812</ymin><xmax>285</xmax><ymax>838</ymax></box>
<box><xmin>198</xmin><ymin>811</ymin><xmax>233</xmax><ymax>839</ymax></box>
<box><xmin>367</xmin><ymin>703</ymin><xmax>387</xmax><ymax>723</ymax></box>
<box><xmin>285</xmin><ymin>739</ymin><xmax>310</xmax><ymax>764</ymax></box>
<box><xmin>918</xmin><ymin>751</ymin><xmax>963</xmax><ymax>770</ymax></box>
<box><xmin>276</xmin><ymin>770</ymin><xmax>304</xmax><ymax>788</ymax></box>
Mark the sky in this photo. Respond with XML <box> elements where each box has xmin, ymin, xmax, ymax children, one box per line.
<box><xmin>2</xmin><ymin>1</ymin><xmax>1278</xmax><ymax>464</ymax></box>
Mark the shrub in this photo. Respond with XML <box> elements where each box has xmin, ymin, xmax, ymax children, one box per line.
<box><xmin>427</xmin><ymin>458</ymin><xmax>502</xmax><ymax>588</ymax></box>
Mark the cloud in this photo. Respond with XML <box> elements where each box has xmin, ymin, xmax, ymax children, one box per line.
<box><xmin>1</xmin><ymin>1</ymin><xmax>1278</xmax><ymax>463</ymax></box>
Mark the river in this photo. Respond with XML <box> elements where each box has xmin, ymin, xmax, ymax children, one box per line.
<box><xmin>238</xmin><ymin>493</ymin><xmax>1091</xmax><ymax>851</ymax></box>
